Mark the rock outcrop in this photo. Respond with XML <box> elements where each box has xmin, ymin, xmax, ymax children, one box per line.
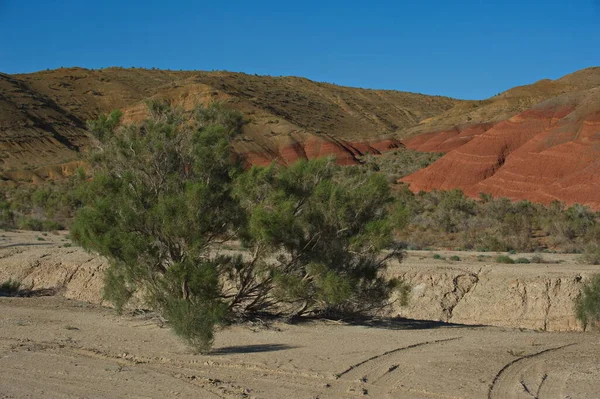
<box><xmin>401</xmin><ymin>87</ymin><xmax>600</xmax><ymax>209</ymax></box>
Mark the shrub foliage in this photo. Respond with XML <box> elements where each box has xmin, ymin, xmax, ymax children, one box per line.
<box><xmin>234</xmin><ymin>160</ymin><xmax>405</xmax><ymax>318</ymax></box>
<box><xmin>575</xmin><ymin>274</ymin><xmax>600</xmax><ymax>329</ymax></box>
<box><xmin>71</xmin><ymin>102</ymin><xmax>405</xmax><ymax>351</ymax></box>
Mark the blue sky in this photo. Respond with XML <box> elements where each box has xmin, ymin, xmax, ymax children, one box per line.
<box><xmin>1</xmin><ymin>0</ymin><xmax>599</xmax><ymax>99</ymax></box>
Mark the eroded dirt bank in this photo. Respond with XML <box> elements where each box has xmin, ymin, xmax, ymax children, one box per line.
<box><xmin>390</xmin><ymin>251</ymin><xmax>600</xmax><ymax>332</ymax></box>
<box><xmin>1</xmin><ymin>231</ymin><xmax>599</xmax><ymax>332</ymax></box>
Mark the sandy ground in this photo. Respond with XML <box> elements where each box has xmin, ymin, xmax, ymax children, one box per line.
<box><xmin>1</xmin><ymin>231</ymin><xmax>600</xmax><ymax>398</ymax></box>
<box><xmin>0</xmin><ymin>295</ymin><xmax>599</xmax><ymax>399</ymax></box>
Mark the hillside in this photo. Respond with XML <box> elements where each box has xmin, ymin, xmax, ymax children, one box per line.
<box><xmin>401</xmin><ymin>68</ymin><xmax>600</xmax><ymax>209</ymax></box>
<box><xmin>1</xmin><ymin>66</ymin><xmax>600</xmax><ymax>208</ymax></box>
<box><xmin>0</xmin><ymin>73</ymin><xmax>87</xmax><ymax>175</ymax></box>
<box><xmin>1</xmin><ymin>67</ymin><xmax>458</xmax><ymax>180</ymax></box>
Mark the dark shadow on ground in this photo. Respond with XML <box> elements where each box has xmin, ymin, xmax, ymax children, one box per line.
<box><xmin>0</xmin><ymin>287</ymin><xmax>57</xmax><ymax>298</ymax></box>
<box><xmin>291</xmin><ymin>315</ymin><xmax>485</xmax><ymax>331</ymax></box>
<box><xmin>210</xmin><ymin>344</ymin><xmax>296</xmax><ymax>355</ymax></box>
<box><xmin>347</xmin><ymin>316</ymin><xmax>486</xmax><ymax>330</ymax></box>
<box><xmin>0</xmin><ymin>242</ymin><xmax>54</xmax><ymax>249</ymax></box>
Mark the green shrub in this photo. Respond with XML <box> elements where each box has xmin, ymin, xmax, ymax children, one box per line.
<box><xmin>73</xmin><ymin>102</ymin><xmax>248</xmax><ymax>352</ymax></box>
<box><xmin>495</xmin><ymin>255</ymin><xmax>515</xmax><ymax>264</ymax></box>
<box><xmin>531</xmin><ymin>254</ymin><xmax>546</xmax><ymax>264</ymax></box>
<box><xmin>235</xmin><ymin>159</ymin><xmax>405</xmax><ymax>318</ymax></box>
<box><xmin>432</xmin><ymin>254</ymin><xmax>442</xmax><ymax>260</ymax></box>
<box><xmin>0</xmin><ymin>279</ymin><xmax>21</xmax><ymax>296</ymax></box>
<box><xmin>575</xmin><ymin>274</ymin><xmax>600</xmax><ymax>328</ymax></box>
<box><xmin>16</xmin><ymin>217</ymin><xmax>62</xmax><ymax>232</ymax></box>
<box><xmin>449</xmin><ymin>255</ymin><xmax>461</xmax><ymax>261</ymax></box>
<box><xmin>515</xmin><ymin>257</ymin><xmax>530</xmax><ymax>264</ymax></box>
<box><xmin>580</xmin><ymin>242</ymin><xmax>600</xmax><ymax>265</ymax></box>
<box><xmin>73</xmin><ymin>103</ymin><xmax>406</xmax><ymax>351</ymax></box>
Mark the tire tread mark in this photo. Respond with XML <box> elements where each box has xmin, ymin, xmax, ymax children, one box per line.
<box><xmin>488</xmin><ymin>343</ymin><xmax>575</xmax><ymax>399</ymax></box>
<box><xmin>336</xmin><ymin>337</ymin><xmax>462</xmax><ymax>379</ymax></box>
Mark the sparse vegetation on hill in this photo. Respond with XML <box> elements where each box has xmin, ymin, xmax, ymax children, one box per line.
<box><xmin>390</xmin><ymin>187</ymin><xmax>600</xmax><ymax>253</ymax></box>
<box><xmin>2</xmin><ymin>140</ymin><xmax>599</xmax><ymax>257</ymax></box>
<box><xmin>357</xmin><ymin>149</ymin><xmax>444</xmax><ymax>183</ymax></box>
<box><xmin>0</xmin><ymin>173</ymin><xmax>86</xmax><ymax>231</ymax></box>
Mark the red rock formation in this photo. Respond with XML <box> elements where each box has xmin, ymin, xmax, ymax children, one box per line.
<box><xmin>242</xmin><ymin>136</ymin><xmax>403</xmax><ymax>167</ymax></box>
<box><xmin>402</xmin><ymin>123</ymin><xmax>495</xmax><ymax>153</ymax></box>
<box><xmin>401</xmin><ymin>89</ymin><xmax>600</xmax><ymax>210</ymax></box>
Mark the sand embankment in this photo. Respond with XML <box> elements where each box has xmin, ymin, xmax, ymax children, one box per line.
<box><xmin>2</xmin><ymin>231</ymin><xmax>599</xmax><ymax>332</ymax></box>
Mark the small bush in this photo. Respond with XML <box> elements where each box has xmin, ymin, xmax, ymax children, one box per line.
<box><xmin>580</xmin><ymin>242</ymin><xmax>600</xmax><ymax>265</ymax></box>
<box><xmin>449</xmin><ymin>255</ymin><xmax>461</xmax><ymax>261</ymax></box>
<box><xmin>432</xmin><ymin>254</ymin><xmax>442</xmax><ymax>260</ymax></box>
<box><xmin>515</xmin><ymin>257</ymin><xmax>530</xmax><ymax>264</ymax></box>
<box><xmin>575</xmin><ymin>274</ymin><xmax>600</xmax><ymax>328</ymax></box>
<box><xmin>508</xmin><ymin>249</ymin><xmax>517</xmax><ymax>255</ymax></box>
<box><xmin>495</xmin><ymin>255</ymin><xmax>515</xmax><ymax>264</ymax></box>
<box><xmin>531</xmin><ymin>254</ymin><xmax>546</xmax><ymax>264</ymax></box>
<box><xmin>0</xmin><ymin>279</ymin><xmax>21</xmax><ymax>296</ymax></box>
<box><xmin>17</xmin><ymin>217</ymin><xmax>62</xmax><ymax>232</ymax></box>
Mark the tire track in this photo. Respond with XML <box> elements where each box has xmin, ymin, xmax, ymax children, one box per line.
<box><xmin>537</xmin><ymin>370</ymin><xmax>571</xmax><ymax>398</ymax></box>
<box><xmin>70</xmin><ymin>346</ymin><xmax>336</xmax><ymax>398</ymax></box>
<box><xmin>336</xmin><ymin>337</ymin><xmax>462</xmax><ymax>381</ymax></box>
<box><xmin>69</xmin><ymin>348</ymin><xmax>229</xmax><ymax>398</ymax></box>
<box><xmin>488</xmin><ymin>343</ymin><xmax>575</xmax><ymax>399</ymax></box>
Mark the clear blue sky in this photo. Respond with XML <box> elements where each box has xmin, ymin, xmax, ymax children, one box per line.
<box><xmin>1</xmin><ymin>0</ymin><xmax>599</xmax><ymax>99</ymax></box>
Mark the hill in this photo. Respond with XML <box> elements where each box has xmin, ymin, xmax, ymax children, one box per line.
<box><xmin>1</xmin><ymin>67</ymin><xmax>458</xmax><ymax>181</ymax></box>
<box><xmin>1</xmin><ymin>66</ymin><xmax>600</xmax><ymax>209</ymax></box>
<box><xmin>401</xmin><ymin>68</ymin><xmax>600</xmax><ymax>209</ymax></box>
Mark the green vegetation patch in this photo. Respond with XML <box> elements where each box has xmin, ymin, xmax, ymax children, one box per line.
<box><xmin>495</xmin><ymin>255</ymin><xmax>515</xmax><ymax>264</ymax></box>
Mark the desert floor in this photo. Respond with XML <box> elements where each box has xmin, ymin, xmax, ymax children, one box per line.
<box><xmin>1</xmin><ymin>231</ymin><xmax>599</xmax><ymax>398</ymax></box>
<box><xmin>0</xmin><ymin>295</ymin><xmax>598</xmax><ymax>399</ymax></box>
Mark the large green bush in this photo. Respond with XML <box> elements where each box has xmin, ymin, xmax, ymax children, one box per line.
<box><xmin>72</xmin><ymin>102</ymin><xmax>249</xmax><ymax>352</ymax></box>
<box><xmin>234</xmin><ymin>160</ymin><xmax>406</xmax><ymax>318</ymax></box>
<box><xmin>72</xmin><ymin>102</ymin><xmax>406</xmax><ymax>351</ymax></box>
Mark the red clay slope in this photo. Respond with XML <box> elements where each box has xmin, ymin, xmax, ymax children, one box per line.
<box><xmin>401</xmin><ymin>88</ymin><xmax>600</xmax><ymax>210</ymax></box>
<box><xmin>402</xmin><ymin>123</ymin><xmax>496</xmax><ymax>153</ymax></box>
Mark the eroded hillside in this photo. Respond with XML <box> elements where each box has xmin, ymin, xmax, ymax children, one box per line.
<box><xmin>2</xmin><ymin>66</ymin><xmax>600</xmax><ymax>208</ymax></box>
<box><xmin>2</xmin><ymin>67</ymin><xmax>458</xmax><ymax>179</ymax></box>
<box><xmin>401</xmin><ymin>68</ymin><xmax>600</xmax><ymax>209</ymax></box>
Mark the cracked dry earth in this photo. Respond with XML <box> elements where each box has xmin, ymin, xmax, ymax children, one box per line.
<box><xmin>1</xmin><ymin>296</ymin><xmax>599</xmax><ymax>399</ymax></box>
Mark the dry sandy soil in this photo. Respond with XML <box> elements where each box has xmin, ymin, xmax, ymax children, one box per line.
<box><xmin>1</xmin><ymin>231</ymin><xmax>600</xmax><ymax>398</ymax></box>
<box><xmin>1</xmin><ymin>296</ymin><xmax>599</xmax><ymax>399</ymax></box>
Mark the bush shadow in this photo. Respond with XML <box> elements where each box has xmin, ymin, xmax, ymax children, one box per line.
<box><xmin>0</xmin><ymin>287</ymin><xmax>57</xmax><ymax>298</ymax></box>
<box><xmin>293</xmin><ymin>315</ymin><xmax>485</xmax><ymax>331</ymax></box>
<box><xmin>348</xmin><ymin>316</ymin><xmax>486</xmax><ymax>330</ymax></box>
<box><xmin>210</xmin><ymin>344</ymin><xmax>296</xmax><ymax>355</ymax></box>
